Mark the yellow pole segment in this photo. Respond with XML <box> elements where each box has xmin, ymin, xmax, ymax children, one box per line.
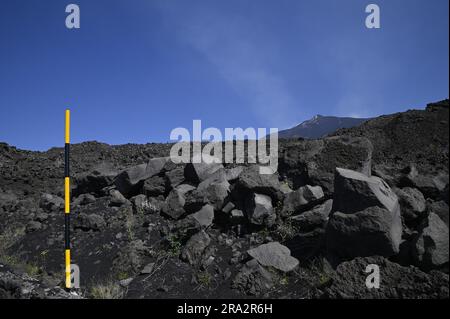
<box><xmin>65</xmin><ymin>110</ymin><xmax>70</xmax><ymax>144</ymax></box>
<box><xmin>65</xmin><ymin>249</ymin><xmax>71</xmax><ymax>289</ymax></box>
<box><xmin>65</xmin><ymin>177</ymin><xmax>70</xmax><ymax>214</ymax></box>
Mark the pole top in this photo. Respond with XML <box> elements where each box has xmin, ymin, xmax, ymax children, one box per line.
<box><xmin>65</xmin><ymin>110</ymin><xmax>70</xmax><ymax>144</ymax></box>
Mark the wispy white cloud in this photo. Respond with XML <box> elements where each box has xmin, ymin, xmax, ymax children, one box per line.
<box><xmin>153</xmin><ymin>2</ymin><xmax>296</xmax><ymax>128</ymax></box>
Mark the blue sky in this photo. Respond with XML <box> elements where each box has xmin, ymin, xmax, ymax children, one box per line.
<box><xmin>0</xmin><ymin>0</ymin><xmax>448</xmax><ymax>151</ymax></box>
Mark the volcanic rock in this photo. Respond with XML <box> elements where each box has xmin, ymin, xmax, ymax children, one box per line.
<box><xmin>130</xmin><ymin>194</ymin><xmax>160</xmax><ymax>215</ymax></box>
<box><xmin>237</xmin><ymin>165</ymin><xmax>282</xmax><ymax>201</ymax></box>
<box><xmin>73</xmin><ymin>194</ymin><xmax>96</xmax><ymax>206</ymax></box>
<box><xmin>39</xmin><ymin>193</ymin><xmax>64</xmax><ymax>212</ymax></box>
<box><xmin>74</xmin><ymin>213</ymin><xmax>106</xmax><ymax>231</ymax></box>
<box><xmin>428</xmin><ymin>200</ymin><xmax>449</xmax><ymax>227</ymax></box>
<box><xmin>185</xmin><ymin>154</ymin><xmax>223</xmax><ymax>183</ymax></box>
<box><xmin>193</xmin><ymin>173</ymin><xmax>230</xmax><ymax>211</ymax></box>
<box><xmin>394</xmin><ymin>187</ymin><xmax>426</xmax><ymax>223</ymax></box>
<box><xmin>73</xmin><ymin>162</ymin><xmax>117</xmax><ymax>195</ymax></box>
<box><xmin>181</xmin><ymin>230</ymin><xmax>211</xmax><ymax>266</ymax></box>
<box><xmin>162</xmin><ymin>188</ymin><xmax>187</xmax><ymax>220</ymax></box>
<box><xmin>109</xmin><ymin>189</ymin><xmax>128</xmax><ymax>207</ymax></box>
<box><xmin>327</xmin><ymin>206</ymin><xmax>402</xmax><ymax>259</ymax></box>
<box><xmin>279</xmin><ymin>136</ymin><xmax>373</xmax><ymax>194</ymax></box>
<box><xmin>25</xmin><ymin>221</ymin><xmax>42</xmax><ymax>233</ymax></box>
<box><xmin>281</xmin><ymin>185</ymin><xmax>324</xmax><ymax>216</ymax></box>
<box><xmin>191</xmin><ymin>204</ymin><xmax>214</xmax><ymax>228</ymax></box>
<box><xmin>142</xmin><ymin>175</ymin><xmax>167</xmax><ymax>197</ymax></box>
<box><xmin>333</xmin><ymin>168</ymin><xmax>400</xmax><ymax>214</ymax></box>
<box><xmin>289</xmin><ymin>199</ymin><xmax>332</xmax><ymax>231</ymax></box>
<box><xmin>114</xmin><ymin>157</ymin><xmax>168</xmax><ymax>197</ymax></box>
<box><xmin>165</xmin><ymin>166</ymin><xmax>185</xmax><ymax>188</ymax></box>
<box><xmin>232</xmin><ymin>259</ymin><xmax>274</xmax><ymax>296</ymax></box>
<box><xmin>322</xmin><ymin>256</ymin><xmax>449</xmax><ymax>299</ymax></box>
<box><xmin>412</xmin><ymin>212</ymin><xmax>449</xmax><ymax>270</ymax></box>
<box><xmin>245</xmin><ymin>193</ymin><xmax>276</xmax><ymax>227</ymax></box>
<box><xmin>247</xmin><ymin>242</ymin><xmax>299</xmax><ymax>273</ymax></box>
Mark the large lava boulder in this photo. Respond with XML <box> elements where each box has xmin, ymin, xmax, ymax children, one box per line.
<box><xmin>327</xmin><ymin>168</ymin><xmax>402</xmax><ymax>260</ymax></box>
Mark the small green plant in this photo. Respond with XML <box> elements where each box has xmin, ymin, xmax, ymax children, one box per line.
<box><xmin>167</xmin><ymin>235</ymin><xmax>182</xmax><ymax>257</ymax></box>
<box><xmin>317</xmin><ymin>272</ymin><xmax>331</xmax><ymax>287</ymax></box>
<box><xmin>197</xmin><ymin>271</ymin><xmax>212</xmax><ymax>287</ymax></box>
<box><xmin>24</xmin><ymin>263</ymin><xmax>41</xmax><ymax>277</ymax></box>
<box><xmin>308</xmin><ymin>257</ymin><xmax>332</xmax><ymax>288</ymax></box>
<box><xmin>1</xmin><ymin>254</ymin><xmax>21</xmax><ymax>267</ymax></box>
<box><xmin>90</xmin><ymin>281</ymin><xmax>125</xmax><ymax>299</ymax></box>
<box><xmin>274</xmin><ymin>200</ymin><xmax>284</xmax><ymax>214</ymax></box>
<box><xmin>125</xmin><ymin>215</ymin><xmax>135</xmax><ymax>241</ymax></box>
<box><xmin>274</xmin><ymin>220</ymin><xmax>297</xmax><ymax>241</ymax></box>
<box><xmin>259</xmin><ymin>227</ymin><xmax>270</xmax><ymax>238</ymax></box>
<box><xmin>39</xmin><ymin>249</ymin><xmax>49</xmax><ymax>266</ymax></box>
<box><xmin>116</xmin><ymin>271</ymin><xmax>130</xmax><ymax>281</ymax></box>
<box><xmin>279</xmin><ymin>274</ymin><xmax>289</xmax><ymax>286</ymax></box>
<box><xmin>40</xmin><ymin>249</ymin><xmax>49</xmax><ymax>257</ymax></box>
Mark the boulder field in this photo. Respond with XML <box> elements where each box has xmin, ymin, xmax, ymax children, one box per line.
<box><xmin>0</xmin><ymin>100</ymin><xmax>448</xmax><ymax>299</ymax></box>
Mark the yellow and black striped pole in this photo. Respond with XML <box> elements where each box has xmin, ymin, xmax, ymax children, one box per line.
<box><xmin>64</xmin><ymin>109</ymin><xmax>71</xmax><ymax>289</ymax></box>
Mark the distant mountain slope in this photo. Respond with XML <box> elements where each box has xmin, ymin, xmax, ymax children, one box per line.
<box><xmin>278</xmin><ymin>115</ymin><xmax>370</xmax><ymax>139</ymax></box>
<box><xmin>332</xmin><ymin>99</ymin><xmax>449</xmax><ymax>172</ymax></box>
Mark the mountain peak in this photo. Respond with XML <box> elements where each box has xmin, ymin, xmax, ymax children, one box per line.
<box><xmin>279</xmin><ymin>114</ymin><xmax>370</xmax><ymax>139</ymax></box>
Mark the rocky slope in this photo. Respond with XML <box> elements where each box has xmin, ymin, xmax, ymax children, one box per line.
<box><xmin>278</xmin><ymin>114</ymin><xmax>370</xmax><ymax>139</ymax></box>
<box><xmin>0</xmin><ymin>100</ymin><xmax>448</xmax><ymax>299</ymax></box>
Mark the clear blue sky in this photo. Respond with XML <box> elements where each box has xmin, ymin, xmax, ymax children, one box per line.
<box><xmin>0</xmin><ymin>0</ymin><xmax>448</xmax><ymax>151</ymax></box>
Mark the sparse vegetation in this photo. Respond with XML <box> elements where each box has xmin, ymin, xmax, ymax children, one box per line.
<box><xmin>1</xmin><ymin>254</ymin><xmax>21</xmax><ymax>267</ymax></box>
<box><xmin>167</xmin><ymin>235</ymin><xmax>182</xmax><ymax>257</ymax></box>
<box><xmin>274</xmin><ymin>200</ymin><xmax>284</xmax><ymax>214</ymax></box>
<box><xmin>259</xmin><ymin>227</ymin><xmax>270</xmax><ymax>239</ymax></box>
<box><xmin>274</xmin><ymin>220</ymin><xmax>297</xmax><ymax>242</ymax></box>
<box><xmin>194</xmin><ymin>271</ymin><xmax>219</xmax><ymax>291</ymax></box>
<box><xmin>24</xmin><ymin>263</ymin><xmax>41</xmax><ymax>277</ymax></box>
<box><xmin>116</xmin><ymin>271</ymin><xmax>130</xmax><ymax>281</ymax></box>
<box><xmin>0</xmin><ymin>226</ymin><xmax>42</xmax><ymax>277</ymax></box>
<box><xmin>39</xmin><ymin>249</ymin><xmax>49</xmax><ymax>266</ymax></box>
<box><xmin>197</xmin><ymin>271</ymin><xmax>212</xmax><ymax>287</ymax></box>
<box><xmin>90</xmin><ymin>280</ymin><xmax>125</xmax><ymax>299</ymax></box>
<box><xmin>308</xmin><ymin>258</ymin><xmax>332</xmax><ymax>288</ymax></box>
<box><xmin>279</xmin><ymin>274</ymin><xmax>289</xmax><ymax>286</ymax></box>
<box><xmin>125</xmin><ymin>210</ymin><xmax>135</xmax><ymax>241</ymax></box>
<box><xmin>0</xmin><ymin>226</ymin><xmax>25</xmax><ymax>253</ymax></box>
<box><xmin>317</xmin><ymin>272</ymin><xmax>331</xmax><ymax>287</ymax></box>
